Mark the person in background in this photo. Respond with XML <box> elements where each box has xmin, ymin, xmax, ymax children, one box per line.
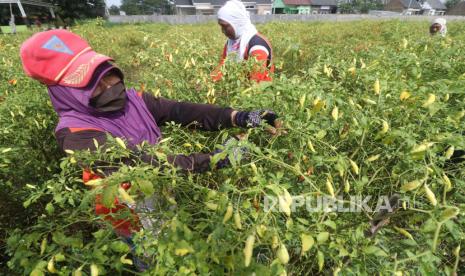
<box><xmin>20</xmin><ymin>29</ymin><xmax>281</xmax><ymax>271</ymax></box>
<box><xmin>212</xmin><ymin>0</ymin><xmax>274</xmax><ymax>83</ymax></box>
<box><xmin>34</xmin><ymin>17</ymin><xmax>42</xmax><ymax>30</ymax></box>
<box><xmin>430</xmin><ymin>18</ymin><xmax>447</xmax><ymax>37</ymax></box>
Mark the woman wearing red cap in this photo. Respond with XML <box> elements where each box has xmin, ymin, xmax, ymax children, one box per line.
<box><xmin>20</xmin><ymin>29</ymin><xmax>281</xmax><ymax>270</ymax></box>
<box><xmin>211</xmin><ymin>0</ymin><xmax>274</xmax><ymax>83</ymax></box>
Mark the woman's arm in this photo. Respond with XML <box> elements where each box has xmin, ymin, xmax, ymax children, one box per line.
<box><xmin>247</xmin><ymin>35</ymin><xmax>273</xmax><ymax>83</ymax></box>
<box><xmin>142</xmin><ymin>93</ymin><xmax>235</xmax><ymax>131</ymax></box>
<box><xmin>57</xmin><ymin>128</ymin><xmax>215</xmax><ymax>174</ymax></box>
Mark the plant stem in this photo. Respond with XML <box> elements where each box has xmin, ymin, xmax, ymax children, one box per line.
<box><xmin>350</xmin><ymin>129</ymin><xmax>366</xmax><ymax>159</ymax></box>
<box><xmin>397</xmin><ymin>251</ymin><xmax>430</xmax><ymax>264</ymax></box>
<box><xmin>431</xmin><ymin>222</ymin><xmax>443</xmax><ymax>253</ymax></box>
<box><xmin>452</xmin><ymin>245</ymin><xmax>460</xmax><ymax>276</ymax></box>
<box><xmin>408</xmin><ymin>207</ymin><xmax>431</xmax><ymax>214</ymax></box>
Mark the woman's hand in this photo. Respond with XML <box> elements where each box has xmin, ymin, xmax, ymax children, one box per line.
<box><xmin>231</xmin><ymin>110</ymin><xmax>285</xmax><ymax>135</ymax></box>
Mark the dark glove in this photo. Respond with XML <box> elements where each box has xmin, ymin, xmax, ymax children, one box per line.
<box><xmin>234</xmin><ymin>110</ymin><xmax>278</xmax><ymax>128</ymax></box>
<box><xmin>212</xmin><ymin>137</ymin><xmax>248</xmax><ymax>169</ymax></box>
<box><xmin>122</xmin><ymin>236</ymin><xmax>150</xmax><ymax>272</ymax></box>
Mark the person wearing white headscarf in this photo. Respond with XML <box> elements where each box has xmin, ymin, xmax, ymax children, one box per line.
<box><xmin>212</xmin><ymin>0</ymin><xmax>274</xmax><ymax>82</ymax></box>
<box><xmin>430</xmin><ymin>18</ymin><xmax>447</xmax><ymax>37</ymax></box>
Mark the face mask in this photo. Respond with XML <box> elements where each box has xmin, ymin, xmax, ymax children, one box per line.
<box><xmin>89</xmin><ymin>82</ymin><xmax>127</xmax><ymax>113</ymax></box>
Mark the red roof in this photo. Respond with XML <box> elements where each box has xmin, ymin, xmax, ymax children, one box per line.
<box><xmin>283</xmin><ymin>0</ymin><xmax>311</xmax><ymax>5</ymax></box>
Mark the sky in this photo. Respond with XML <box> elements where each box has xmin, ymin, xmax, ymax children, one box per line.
<box><xmin>106</xmin><ymin>0</ymin><xmax>121</xmax><ymax>7</ymax></box>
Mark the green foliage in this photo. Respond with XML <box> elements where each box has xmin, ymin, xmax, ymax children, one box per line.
<box><xmin>1</xmin><ymin>20</ymin><xmax>465</xmax><ymax>275</ymax></box>
<box><xmin>50</xmin><ymin>0</ymin><xmax>107</xmax><ymax>20</ymax></box>
<box><xmin>0</xmin><ymin>34</ymin><xmax>61</xmax><ymax>273</ymax></box>
<box><xmin>121</xmin><ymin>0</ymin><xmax>173</xmax><ymax>15</ymax></box>
<box><xmin>0</xmin><ymin>0</ymin><xmax>106</xmax><ymax>26</ymax></box>
<box><xmin>338</xmin><ymin>0</ymin><xmax>384</xmax><ymax>14</ymax></box>
<box><xmin>109</xmin><ymin>5</ymin><xmax>121</xmax><ymax>16</ymax></box>
<box><xmin>446</xmin><ymin>0</ymin><xmax>461</xmax><ymax>9</ymax></box>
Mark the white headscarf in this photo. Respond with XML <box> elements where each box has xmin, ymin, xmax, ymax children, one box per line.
<box><xmin>218</xmin><ymin>0</ymin><xmax>257</xmax><ymax>61</ymax></box>
<box><xmin>432</xmin><ymin>18</ymin><xmax>447</xmax><ymax>37</ymax></box>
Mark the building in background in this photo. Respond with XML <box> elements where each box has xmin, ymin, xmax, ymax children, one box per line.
<box><xmin>384</xmin><ymin>0</ymin><xmax>423</xmax><ymax>15</ymax></box>
<box><xmin>0</xmin><ymin>0</ymin><xmax>56</xmax><ymax>32</ymax></box>
<box><xmin>174</xmin><ymin>0</ymin><xmax>272</xmax><ymax>15</ymax></box>
<box><xmin>421</xmin><ymin>0</ymin><xmax>446</xmax><ymax>15</ymax></box>
<box><xmin>0</xmin><ymin>0</ymin><xmax>56</xmax><ymax>20</ymax></box>
<box><xmin>272</xmin><ymin>0</ymin><xmax>337</xmax><ymax>14</ymax></box>
<box><xmin>272</xmin><ymin>0</ymin><xmax>311</xmax><ymax>14</ymax></box>
<box><xmin>385</xmin><ymin>0</ymin><xmax>446</xmax><ymax>15</ymax></box>
<box><xmin>309</xmin><ymin>0</ymin><xmax>337</xmax><ymax>14</ymax></box>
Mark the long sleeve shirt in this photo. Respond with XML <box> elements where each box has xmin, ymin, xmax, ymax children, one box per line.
<box><xmin>56</xmin><ymin>92</ymin><xmax>234</xmax><ymax>173</ymax></box>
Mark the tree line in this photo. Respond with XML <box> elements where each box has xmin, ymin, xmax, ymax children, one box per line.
<box><xmin>0</xmin><ymin>0</ymin><xmax>173</xmax><ymax>26</ymax></box>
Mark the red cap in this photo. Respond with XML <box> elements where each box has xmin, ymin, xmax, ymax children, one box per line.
<box><xmin>20</xmin><ymin>29</ymin><xmax>112</xmax><ymax>88</ymax></box>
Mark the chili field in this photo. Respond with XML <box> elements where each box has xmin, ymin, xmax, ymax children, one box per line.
<box><xmin>1</xmin><ymin>19</ymin><xmax>464</xmax><ymax>275</ymax></box>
